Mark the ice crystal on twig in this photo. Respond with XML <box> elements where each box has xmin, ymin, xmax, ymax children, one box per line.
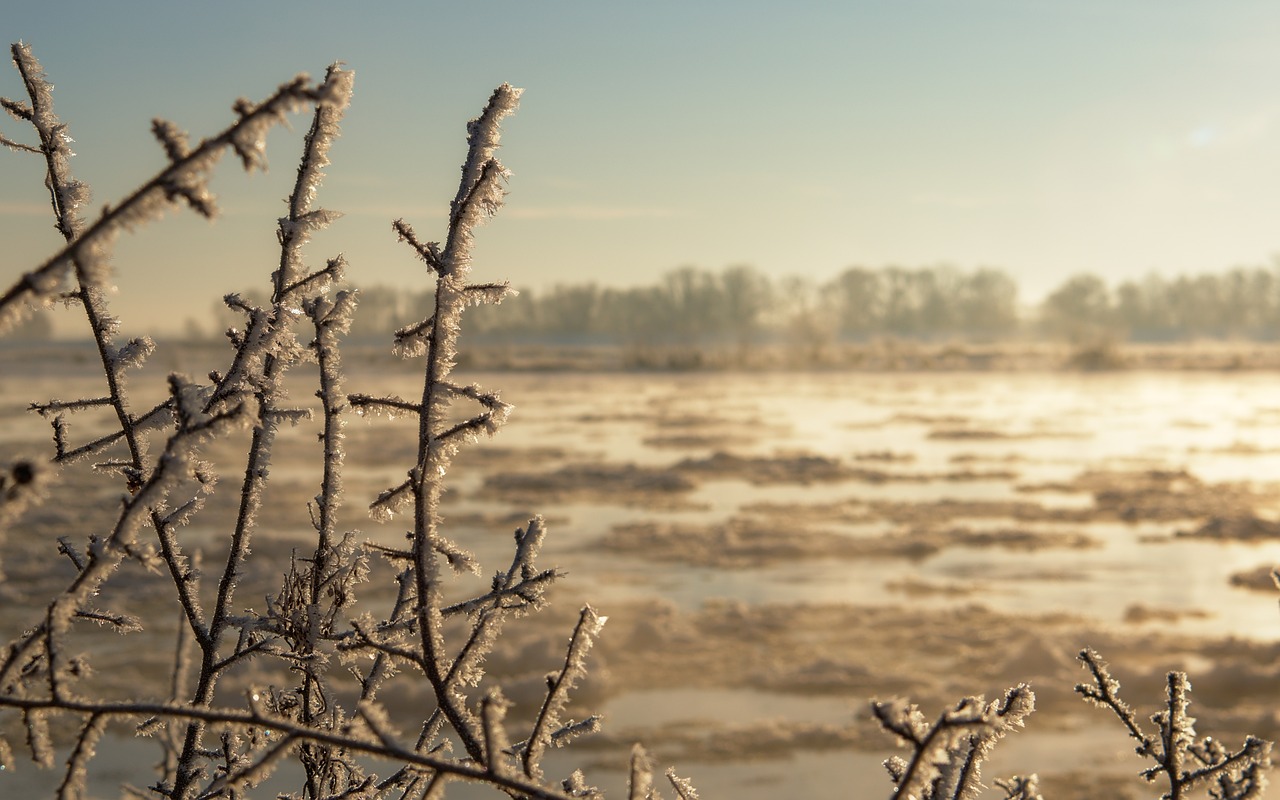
<box><xmin>873</xmin><ymin>684</ymin><xmax>1035</xmax><ymax>800</ymax></box>
<box><xmin>993</xmin><ymin>775</ymin><xmax>1043</xmax><ymax>800</ymax></box>
<box><xmin>1076</xmin><ymin>649</ymin><xmax>1271</xmax><ymax>800</ymax></box>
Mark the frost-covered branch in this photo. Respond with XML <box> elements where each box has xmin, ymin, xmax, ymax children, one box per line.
<box><xmin>369</xmin><ymin>84</ymin><xmax>524</xmax><ymax>766</ymax></box>
<box><xmin>0</xmin><ymin>693</ymin><xmax>589</xmax><ymax>800</ymax></box>
<box><xmin>872</xmin><ymin>684</ymin><xmax>1035</xmax><ymax>800</ymax></box>
<box><xmin>0</xmin><ymin>46</ymin><xmax>687</xmax><ymax>800</ymax></box>
<box><xmin>0</xmin><ymin>52</ymin><xmax>344</xmax><ymax>333</ymax></box>
<box><xmin>163</xmin><ymin>63</ymin><xmax>356</xmax><ymax>800</ymax></box>
<box><xmin>1075</xmin><ymin>649</ymin><xmax>1271</xmax><ymax>800</ymax></box>
<box><xmin>520</xmin><ymin>605</ymin><xmax>606</xmax><ymax>780</ymax></box>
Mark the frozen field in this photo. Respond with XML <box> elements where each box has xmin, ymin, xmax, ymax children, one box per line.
<box><xmin>5</xmin><ymin>351</ymin><xmax>1280</xmax><ymax>798</ymax></box>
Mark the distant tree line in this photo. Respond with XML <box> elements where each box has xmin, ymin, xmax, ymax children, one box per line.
<box><xmin>197</xmin><ymin>262</ymin><xmax>1280</xmax><ymax>346</ymax></box>
<box><xmin>339</xmin><ymin>265</ymin><xmax>1024</xmax><ymax>346</ymax></box>
<box><xmin>1040</xmin><ymin>267</ymin><xmax>1280</xmax><ymax>342</ymax></box>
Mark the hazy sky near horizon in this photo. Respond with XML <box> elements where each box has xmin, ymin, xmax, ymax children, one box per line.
<box><xmin>5</xmin><ymin>2</ymin><xmax>1280</xmax><ymax>333</ymax></box>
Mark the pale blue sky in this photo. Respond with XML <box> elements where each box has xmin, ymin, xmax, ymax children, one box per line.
<box><xmin>5</xmin><ymin>2</ymin><xmax>1280</xmax><ymax>332</ymax></box>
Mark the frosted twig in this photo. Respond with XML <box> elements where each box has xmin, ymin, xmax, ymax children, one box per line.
<box><xmin>0</xmin><ymin>53</ymin><xmax>335</xmax><ymax>331</ymax></box>
<box><xmin>522</xmin><ymin>606</ymin><xmax>605</xmax><ymax>780</ymax></box>
<box><xmin>873</xmin><ymin>684</ymin><xmax>1034</xmax><ymax>800</ymax></box>
<box><xmin>166</xmin><ymin>63</ymin><xmax>356</xmax><ymax>800</ymax></box>
<box><xmin>1075</xmin><ymin>648</ymin><xmax>1271</xmax><ymax>800</ymax></box>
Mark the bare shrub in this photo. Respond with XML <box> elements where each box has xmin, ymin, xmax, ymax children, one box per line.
<box><xmin>0</xmin><ymin>42</ymin><xmax>699</xmax><ymax>799</ymax></box>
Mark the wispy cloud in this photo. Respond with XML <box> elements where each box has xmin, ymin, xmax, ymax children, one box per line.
<box><xmin>505</xmin><ymin>205</ymin><xmax>677</xmax><ymax>221</ymax></box>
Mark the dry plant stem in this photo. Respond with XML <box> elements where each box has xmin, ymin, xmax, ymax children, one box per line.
<box><xmin>398</xmin><ymin>85</ymin><xmax>520</xmax><ymax>766</ymax></box>
<box><xmin>57</xmin><ymin>712</ymin><xmax>106</xmax><ymax>799</ymax></box>
<box><xmin>0</xmin><ymin>64</ymin><xmax>337</xmax><ymax>330</ymax></box>
<box><xmin>408</xmin><ymin>246</ymin><xmax>474</xmax><ymax>751</ymax></box>
<box><xmin>355</xmin><ymin>573</ymin><xmax>414</xmax><ymax>704</ymax></box>
<box><xmin>1075</xmin><ymin>649</ymin><xmax>1271</xmax><ymax>800</ymax></box>
<box><xmin>627</xmin><ymin>745</ymin><xmax>661</xmax><ymax>800</ymax></box>
<box><xmin>10</xmin><ymin>43</ymin><xmax>148</xmax><ymax>489</ymax></box>
<box><xmin>9</xmin><ymin>43</ymin><xmax>82</xmax><ymax>242</ymax></box>
<box><xmin>2</xmin><ymin>694</ymin><xmax>577</xmax><ymax>800</ymax></box>
<box><xmin>0</xmin><ymin>390</ymin><xmax>239</xmax><ymax>671</ymax></box>
<box><xmin>6</xmin><ymin>51</ymin><xmax>343</xmax><ymax>794</ymax></box>
<box><xmin>0</xmin><ymin>392</ymin><xmax>241</xmax><ymax>749</ymax></box>
<box><xmin>292</xmin><ymin>290</ymin><xmax>361</xmax><ymax>797</ymax></box>
<box><xmin>871</xmin><ymin>685</ymin><xmax>1034</xmax><ymax>800</ymax></box>
<box><xmin>167</xmin><ymin>65</ymin><xmax>353</xmax><ymax>800</ymax></box>
<box><xmin>521</xmin><ymin>606</ymin><xmax>603</xmax><ymax>781</ymax></box>
<box><xmin>168</xmin><ymin>414</ymin><xmax>274</xmax><ymax>793</ymax></box>
<box><xmin>37</xmin><ymin>402</ymin><xmax>170</xmax><ymax>467</ymax></box>
<box><xmin>0</xmin><ymin>67</ymin><xmax>352</xmax><ymax>798</ymax></box>
<box><xmin>993</xmin><ymin>776</ymin><xmax>1043</xmax><ymax>800</ymax></box>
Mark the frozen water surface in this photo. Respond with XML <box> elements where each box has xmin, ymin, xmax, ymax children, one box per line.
<box><xmin>6</xmin><ymin>357</ymin><xmax>1280</xmax><ymax>798</ymax></box>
